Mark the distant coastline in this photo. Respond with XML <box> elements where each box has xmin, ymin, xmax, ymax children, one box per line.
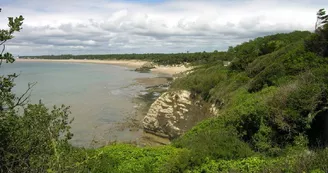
<box><xmin>17</xmin><ymin>59</ymin><xmax>191</xmax><ymax>76</ymax></box>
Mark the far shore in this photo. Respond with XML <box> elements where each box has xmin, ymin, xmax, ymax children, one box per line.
<box><xmin>17</xmin><ymin>59</ymin><xmax>192</xmax><ymax>76</ymax></box>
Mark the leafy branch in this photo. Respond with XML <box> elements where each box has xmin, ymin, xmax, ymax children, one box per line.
<box><xmin>11</xmin><ymin>82</ymin><xmax>37</xmax><ymax>109</ymax></box>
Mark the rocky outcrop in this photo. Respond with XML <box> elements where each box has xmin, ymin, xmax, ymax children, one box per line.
<box><xmin>142</xmin><ymin>90</ymin><xmax>215</xmax><ymax>139</ymax></box>
<box><xmin>135</xmin><ymin>62</ymin><xmax>156</xmax><ymax>72</ymax></box>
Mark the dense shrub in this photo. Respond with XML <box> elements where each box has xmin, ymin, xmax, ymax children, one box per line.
<box><xmin>186</xmin><ymin>149</ymin><xmax>328</xmax><ymax>173</ymax></box>
<box><xmin>171</xmin><ymin>64</ymin><xmax>228</xmax><ymax>100</ymax></box>
<box><xmin>305</xmin><ymin>23</ymin><xmax>328</xmax><ymax>57</ymax></box>
<box><xmin>86</xmin><ymin>144</ymin><xmax>187</xmax><ymax>173</ymax></box>
<box><xmin>173</xmin><ymin>118</ymin><xmax>254</xmax><ymax>167</ymax></box>
<box><xmin>230</xmin><ymin>31</ymin><xmax>311</xmax><ymax>71</ymax></box>
<box><xmin>209</xmin><ymin>72</ymin><xmax>250</xmax><ymax>108</ymax></box>
<box><xmin>172</xmin><ymin>30</ymin><xmax>328</xmax><ymax>160</ymax></box>
<box><xmin>0</xmin><ymin>103</ymin><xmax>88</xmax><ymax>172</ymax></box>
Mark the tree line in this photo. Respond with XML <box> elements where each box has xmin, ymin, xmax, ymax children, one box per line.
<box><xmin>20</xmin><ymin>51</ymin><xmax>232</xmax><ymax>66</ymax></box>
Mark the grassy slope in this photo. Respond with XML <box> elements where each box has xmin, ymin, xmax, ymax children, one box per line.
<box><xmin>169</xmin><ymin>30</ymin><xmax>328</xmax><ymax>172</ymax></box>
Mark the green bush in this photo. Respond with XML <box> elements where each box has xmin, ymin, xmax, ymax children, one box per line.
<box><xmin>305</xmin><ymin>22</ymin><xmax>328</xmax><ymax>57</ymax></box>
<box><xmin>223</xmin><ymin>88</ymin><xmax>277</xmax><ymax>152</ymax></box>
<box><xmin>247</xmin><ymin>63</ymin><xmax>286</xmax><ymax>92</ymax></box>
<box><xmin>263</xmin><ymin>149</ymin><xmax>328</xmax><ymax>173</ymax></box>
<box><xmin>209</xmin><ymin>72</ymin><xmax>250</xmax><ymax>108</ymax></box>
<box><xmin>173</xmin><ymin>118</ymin><xmax>254</xmax><ymax>167</ymax></box>
<box><xmin>188</xmin><ymin>148</ymin><xmax>328</xmax><ymax>173</ymax></box>
<box><xmin>86</xmin><ymin>144</ymin><xmax>187</xmax><ymax>173</ymax></box>
<box><xmin>229</xmin><ymin>31</ymin><xmax>311</xmax><ymax>71</ymax></box>
<box><xmin>190</xmin><ymin>157</ymin><xmax>276</xmax><ymax>173</ymax></box>
<box><xmin>172</xmin><ymin>65</ymin><xmax>227</xmax><ymax>100</ymax></box>
<box><xmin>0</xmin><ymin>103</ymin><xmax>88</xmax><ymax>172</ymax></box>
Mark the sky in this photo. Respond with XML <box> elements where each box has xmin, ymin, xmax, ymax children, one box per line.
<box><xmin>0</xmin><ymin>0</ymin><xmax>327</xmax><ymax>55</ymax></box>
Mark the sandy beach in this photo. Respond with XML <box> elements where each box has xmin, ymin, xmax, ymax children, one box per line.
<box><xmin>17</xmin><ymin>59</ymin><xmax>192</xmax><ymax>76</ymax></box>
<box><xmin>151</xmin><ymin>65</ymin><xmax>191</xmax><ymax>75</ymax></box>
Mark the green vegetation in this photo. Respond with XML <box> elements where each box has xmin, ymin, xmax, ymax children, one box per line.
<box><xmin>167</xmin><ymin>8</ymin><xmax>328</xmax><ymax>172</ymax></box>
<box><xmin>2</xmin><ymin>8</ymin><xmax>328</xmax><ymax>173</ymax></box>
<box><xmin>86</xmin><ymin>144</ymin><xmax>187</xmax><ymax>173</ymax></box>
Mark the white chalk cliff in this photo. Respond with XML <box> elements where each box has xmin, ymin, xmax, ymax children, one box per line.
<box><xmin>143</xmin><ymin>90</ymin><xmax>216</xmax><ymax>139</ymax></box>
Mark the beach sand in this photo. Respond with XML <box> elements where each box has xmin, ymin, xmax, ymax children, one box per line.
<box><xmin>151</xmin><ymin>65</ymin><xmax>191</xmax><ymax>75</ymax></box>
<box><xmin>17</xmin><ymin>59</ymin><xmax>192</xmax><ymax>75</ymax></box>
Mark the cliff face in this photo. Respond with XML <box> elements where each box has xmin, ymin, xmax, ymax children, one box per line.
<box><xmin>143</xmin><ymin>90</ymin><xmax>216</xmax><ymax>139</ymax></box>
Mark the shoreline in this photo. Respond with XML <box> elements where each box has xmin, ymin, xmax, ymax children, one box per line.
<box><xmin>17</xmin><ymin>59</ymin><xmax>192</xmax><ymax>76</ymax></box>
<box><xmin>16</xmin><ymin>58</ymin><xmax>177</xmax><ymax>147</ymax></box>
<box><xmin>132</xmin><ymin>76</ymin><xmax>172</xmax><ymax>146</ymax></box>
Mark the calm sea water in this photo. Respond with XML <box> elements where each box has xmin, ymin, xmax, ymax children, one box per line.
<box><xmin>1</xmin><ymin>61</ymin><xmax>157</xmax><ymax>147</ymax></box>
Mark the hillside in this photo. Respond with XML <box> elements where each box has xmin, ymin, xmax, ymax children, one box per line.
<box><xmin>71</xmin><ymin>29</ymin><xmax>328</xmax><ymax>172</ymax></box>
<box><xmin>168</xmin><ymin>29</ymin><xmax>328</xmax><ymax>171</ymax></box>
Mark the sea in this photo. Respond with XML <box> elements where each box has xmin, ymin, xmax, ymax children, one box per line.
<box><xmin>1</xmin><ymin>61</ymin><xmax>159</xmax><ymax>147</ymax></box>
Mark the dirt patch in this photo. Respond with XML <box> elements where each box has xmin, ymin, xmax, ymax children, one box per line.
<box><xmin>135</xmin><ymin>77</ymin><xmax>172</xmax><ymax>87</ymax></box>
<box><xmin>139</xmin><ymin>132</ymin><xmax>170</xmax><ymax>146</ymax></box>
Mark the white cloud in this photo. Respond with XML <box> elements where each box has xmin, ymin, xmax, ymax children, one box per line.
<box><xmin>1</xmin><ymin>0</ymin><xmax>327</xmax><ymax>55</ymax></box>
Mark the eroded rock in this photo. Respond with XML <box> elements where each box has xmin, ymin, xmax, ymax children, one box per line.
<box><xmin>143</xmin><ymin>90</ymin><xmax>215</xmax><ymax>139</ymax></box>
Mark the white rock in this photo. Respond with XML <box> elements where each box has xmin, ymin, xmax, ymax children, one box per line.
<box><xmin>210</xmin><ymin>104</ymin><xmax>219</xmax><ymax>115</ymax></box>
<box><xmin>142</xmin><ymin>90</ymin><xmax>215</xmax><ymax>139</ymax></box>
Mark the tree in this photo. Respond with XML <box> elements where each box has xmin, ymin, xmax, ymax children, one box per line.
<box><xmin>315</xmin><ymin>9</ymin><xmax>328</xmax><ymax>32</ymax></box>
<box><xmin>305</xmin><ymin>9</ymin><xmax>328</xmax><ymax>57</ymax></box>
<box><xmin>0</xmin><ymin>13</ymin><xmax>24</xmax><ymax>110</ymax></box>
<box><xmin>0</xmin><ymin>12</ymin><xmax>25</xmax><ymax>168</ymax></box>
<box><xmin>0</xmin><ymin>10</ymin><xmax>81</xmax><ymax>173</ymax></box>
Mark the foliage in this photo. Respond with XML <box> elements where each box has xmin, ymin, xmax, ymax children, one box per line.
<box><xmin>0</xmin><ymin>15</ymin><xmax>24</xmax><ymax>111</ymax></box>
<box><xmin>315</xmin><ymin>9</ymin><xmax>328</xmax><ymax>31</ymax></box>
<box><xmin>0</xmin><ymin>10</ymin><xmax>88</xmax><ymax>173</ymax></box>
<box><xmin>183</xmin><ymin>148</ymin><xmax>328</xmax><ymax>173</ymax></box>
<box><xmin>229</xmin><ymin>31</ymin><xmax>311</xmax><ymax>71</ymax></box>
<box><xmin>171</xmin><ymin>9</ymin><xmax>328</xmax><ymax>172</ymax></box>
<box><xmin>171</xmin><ymin>64</ymin><xmax>228</xmax><ymax>100</ymax></box>
<box><xmin>172</xmin><ymin>22</ymin><xmax>328</xmax><ymax>169</ymax></box>
<box><xmin>189</xmin><ymin>157</ymin><xmax>276</xmax><ymax>173</ymax></box>
<box><xmin>2</xmin><ymin>104</ymin><xmax>75</xmax><ymax>172</ymax></box>
<box><xmin>85</xmin><ymin>144</ymin><xmax>187</xmax><ymax>173</ymax></box>
<box><xmin>305</xmin><ymin>9</ymin><xmax>328</xmax><ymax>57</ymax></box>
<box><xmin>173</xmin><ymin>117</ymin><xmax>254</xmax><ymax>168</ymax></box>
